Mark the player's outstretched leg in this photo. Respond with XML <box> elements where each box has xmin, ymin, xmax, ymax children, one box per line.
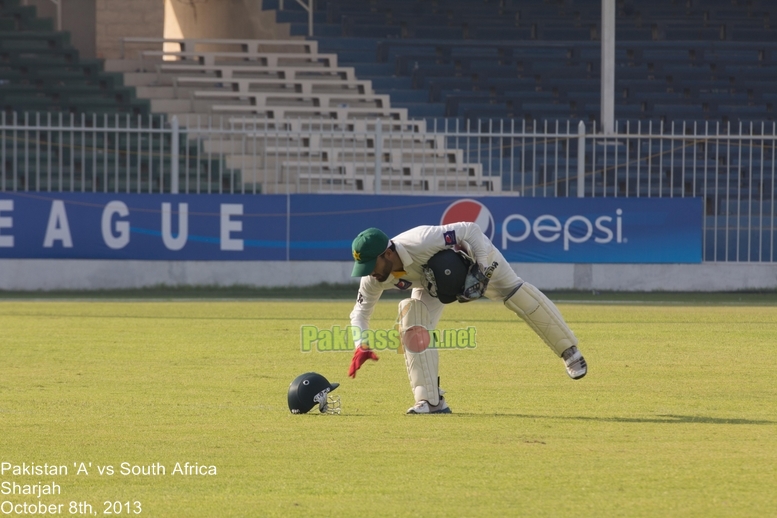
<box><xmin>397</xmin><ymin>298</ymin><xmax>451</xmax><ymax>414</ymax></box>
<box><xmin>503</xmin><ymin>282</ymin><xmax>587</xmax><ymax>379</ymax></box>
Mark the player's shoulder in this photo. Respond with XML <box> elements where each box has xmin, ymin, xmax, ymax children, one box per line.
<box><xmin>397</xmin><ymin>222</ymin><xmax>478</xmax><ymax>242</ymax></box>
<box><xmin>440</xmin><ymin>221</ymin><xmax>478</xmax><ymax>231</ymax></box>
<box><xmin>394</xmin><ymin>225</ymin><xmax>434</xmax><ymax>239</ymax></box>
<box><xmin>359</xmin><ymin>274</ymin><xmax>391</xmax><ymax>291</ymax></box>
<box><xmin>395</xmin><ymin>224</ymin><xmax>456</xmax><ymax>243</ymax></box>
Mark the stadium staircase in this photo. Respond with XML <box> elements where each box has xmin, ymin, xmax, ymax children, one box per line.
<box><xmin>105</xmin><ymin>38</ymin><xmax>500</xmax><ymax>194</ymax></box>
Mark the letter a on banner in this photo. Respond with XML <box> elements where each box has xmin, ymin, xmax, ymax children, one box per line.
<box><xmin>43</xmin><ymin>200</ymin><xmax>73</xmax><ymax>248</ymax></box>
<box><xmin>162</xmin><ymin>202</ymin><xmax>188</xmax><ymax>251</ymax></box>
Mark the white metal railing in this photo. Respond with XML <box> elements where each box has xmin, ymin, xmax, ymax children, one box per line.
<box><xmin>2</xmin><ymin>112</ymin><xmax>777</xmax><ymax>261</ymax></box>
<box><xmin>277</xmin><ymin>0</ymin><xmax>315</xmax><ymax>37</ymax></box>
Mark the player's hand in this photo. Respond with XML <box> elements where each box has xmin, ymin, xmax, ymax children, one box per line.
<box><xmin>456</xmin><ymin>263</ymin><xmax>490</xmax><ymax>302</ymax></box>
<box><xmin>348</xmin><ymin>345</ymin><xmax>379</xmax><ymax>378</ymax></box>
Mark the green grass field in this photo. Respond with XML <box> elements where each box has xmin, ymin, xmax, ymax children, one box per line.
<box><xmin>2</xmin><ymin>293</ymin><xmax>776</xmax><ymax>517</ymax></box>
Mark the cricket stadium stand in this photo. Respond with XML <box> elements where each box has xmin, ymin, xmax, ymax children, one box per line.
<box><xmin>3</xmin><ymin>0</ymin><xmax>777</xmax><ymax>261</ymax></box>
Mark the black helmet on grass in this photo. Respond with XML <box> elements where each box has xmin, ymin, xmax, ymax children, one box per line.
<box><xmin>288</xmin><ymin>372</ymin><xmax>341</xmax><ymax>414</ymax></box>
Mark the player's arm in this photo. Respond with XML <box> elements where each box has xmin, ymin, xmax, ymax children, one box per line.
<box><xmin>347</xmin><ymin>276</ymin><xmax>383</xmax><ymax>377</ymax></box>
<box><xmin>349</xmin><ymin>275</ymin><xmax>383</xmax><ymax>343</ymax></box>
<box><xmin>449</xmin><ymin>221</ymin><xmax>493</xmax><ymax>266</ymax></box>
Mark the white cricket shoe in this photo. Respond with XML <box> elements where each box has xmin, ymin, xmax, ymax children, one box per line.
<box><xmin>562</xmin><ymin>346</ymin><xmax>587</xmax><ymax>380</ymax></box>
<box><xmin>407</xmin><ymin>397</ymin><xmax>452</xmax><ymax>414</ymax></box>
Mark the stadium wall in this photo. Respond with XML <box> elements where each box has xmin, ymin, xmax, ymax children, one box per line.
<box><xmin>25</xmin><ymin>0</ymin><xmax>292</xmax><ymax>59</ymax></box>
<box><xmin>96</xmin><ymin>0</ymin><xmax>164</xmax><ymax>59</ymax></box>
<box><xmin>163</xmin><ymin>0</ymin><xmax>291</xmax><ymax>44</ymax></box>
<box><xmin>26</xmin><ymin>0</ymin><xmax>98</xmax><ymax>58</ymax></box>
<box><xmin>1</xmin><ymin>260</ymin><xmax>776</xmax><ymax>292</ymax></box>
<box><xmin>115</xmin><ymin>0</ymin><xmax>292</xmax><ymax>60</ymax></box>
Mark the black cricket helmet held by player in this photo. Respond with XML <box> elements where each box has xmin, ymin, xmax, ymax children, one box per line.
<box><xmin>288</xmin><ymin>372</ymin><xmax>341</xmax><ymax>414</ymax></box>
<box><xmin>422</xmin><ymin>248</ymin><xmax>472</xmax><ymax>304</ymax></box>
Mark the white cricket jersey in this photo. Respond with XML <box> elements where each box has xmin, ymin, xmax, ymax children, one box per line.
<box><xmin>349</xmin><ymin>222</ymin><xmax>493</xmax><ymax>343</ymax></box>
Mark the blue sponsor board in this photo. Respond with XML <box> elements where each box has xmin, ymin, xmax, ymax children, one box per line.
<box><xmin>0</xmin><ymin>192</ymin><xmax>702</xmax><ymax>263</ymax></box>
<box><xmin>0</xmin><ymin>192</ymin><xmax>288</xmax><ymax>260</ymax></box>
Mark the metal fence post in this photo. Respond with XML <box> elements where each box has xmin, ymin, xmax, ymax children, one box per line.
<box><xmin>308</xmin><ymin>0</ymin><xmax>314</xmax><ymax>37</ymax></box>
<box><xmin>374</xmin><ymin>119</ymin><xmax>382</xmax><ymax>194</ymax></box>
<box><xmin>577</xmin><ymin>120</ymin><xmax>586</xmax><ymax>197</ymax></box>
<box><xmin>171</xmin><ymin>115</ymin><xmax>179</xmax><ymax>194</ymax></box>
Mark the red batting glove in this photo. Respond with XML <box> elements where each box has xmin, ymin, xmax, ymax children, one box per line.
<box><xmin>348</xmin><ymin>345</ymin><xmax>379</xmax><ymax>378</ymax></box>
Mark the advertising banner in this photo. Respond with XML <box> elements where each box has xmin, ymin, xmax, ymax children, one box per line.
<box><xmin>0</xmin><ymin>192</ymin><xmax>702</xmax><ymax>263</ymax></box>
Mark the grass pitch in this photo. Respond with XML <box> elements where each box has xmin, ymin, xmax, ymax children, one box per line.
<box><xmin>1</xmin><ymin>294</ymin><xmax>776</xmax><ymax>517</ymax></box>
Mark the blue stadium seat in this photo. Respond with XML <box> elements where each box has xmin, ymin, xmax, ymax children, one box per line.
<box><xmin>385</xmin><ymin>89</ymin><xmax>428</xmax><ymax>103</ymax></box>
<box><xmin>401</xmin><ymin>102</ymin><xmax>445</xmax><ymax>118</ymax></box>
<box><xmin>300</xmin><ymin>0</ymin><xmax>777</xmax><ymax>124</ymax></box>
<box><xmin>472</xmin><ymin>27</ymin><xmax>533</xmax><ymax>40</ymax></box>
<box><xmin>370</xmin><ymin>77</ymin><xmax>413</xmax><ymax>90</ymax></box>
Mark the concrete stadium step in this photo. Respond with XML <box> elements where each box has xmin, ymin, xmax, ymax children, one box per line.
<box><xmin>122</xmin><ymin>72</ymin><xmax>175</xmax><ymax>87</ymax></box>
<box><xmin>177</xmin><ymin>77</ymin><xmax>374</xmax><ymax>97</ymax></box>
<box><xmin>104</xmin><ymin>58</ymin><xmax>150</xmax><ymax>73</ymax></box>
<box><xmin>192</xmin><ymin>133</ymin><xmax>446</xmax><ymax>155</ymax></box>
<box><xmin>172</xmin><ymin>114</ymin><xmax>430</xmax><ymax>133</ymax></box>
<box><xmin>262</xmin><ymin>148</ymin><xmax>464</xmax><ymax>164</ymax></box>
<box><xmin>135</xmin><ymin>85</ymin><xmax>179</xmax><ymax>99</ymax></box>
<box><xmin>225</xmin><ymin>150</ymin><xmax>464</xmax><ymax>171</ymax></box>
<box><xmin>149</xmin><ymin>98</ymin><xmax>211</xmax><ymax>114</ymax></box>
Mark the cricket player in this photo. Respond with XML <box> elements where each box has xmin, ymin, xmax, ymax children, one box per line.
<box><xmin>348</xmin><ymin>223</ymin><xmax>587</xmax><ymax>414</ymax></box>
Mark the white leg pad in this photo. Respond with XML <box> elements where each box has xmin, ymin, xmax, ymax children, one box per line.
<box><xmin>504</xmin><ymin>282</ymin><xmax>578</xmax><ymax>357</ymax></box>
<box><xmin>397</xmin><ymin>298</ymin><xmax>432</xmax><ymax>349</ymax></box>
<box><xmin>397</xmin><ymin>299</ymin><xmax>440</xmax><ymax>406</ymax></box>
<box><xmin>405</xmin><ymin>348</ymin><xmax>440</xmax><ymax>406</ymax></box>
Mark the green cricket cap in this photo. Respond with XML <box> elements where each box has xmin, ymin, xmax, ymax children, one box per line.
<box><xmin>351</xmin><ymin>228</ymin><xmax>389</xmax><ymax>277</ymax></box>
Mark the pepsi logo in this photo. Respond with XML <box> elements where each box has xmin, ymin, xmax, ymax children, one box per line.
<box><xmin>394</xmin><ymin>279</ymin><xmax>412</xmax><ymax>290</ymax></box>
<box><xmin>441</xmin><ymin>199</ymin><xmax>495</xmax><ymax>241</ymax></box>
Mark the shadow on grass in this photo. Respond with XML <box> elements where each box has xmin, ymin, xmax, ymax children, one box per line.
<box><xmin>454</xmin><ymin>413</ymin><xmax>775</xmax><ymax>425</ymax></box>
